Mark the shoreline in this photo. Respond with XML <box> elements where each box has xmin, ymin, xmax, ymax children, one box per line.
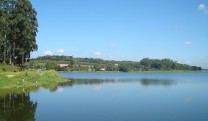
<box><xmin>58</xmin><ymin>70</ymin><xmax>204</xmax><ymax>73</ymax></box>
<box><xmin>0</xmin><ymin>70</ymin><xmax>205</xmax><ymax>89</ymax></box>
<box><xmin>0</xmin><ymin>70</ymin><xmax>70</xmax><ymax>89</ymax></box>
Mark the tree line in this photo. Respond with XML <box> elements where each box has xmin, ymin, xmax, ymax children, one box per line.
<box><xmin>0</xmin><ymin>0</ymin><xmax>38</xmax><ymax>65</ymax></box>
<box><xmin>140</xmin><ymin>58</ymin><xmax>201</xmax><ymax>71</ymax></box>
<box><xmin>29</xmin><ymin>55</ymin><xmax>202</xmax><ymax>72</ymax></box>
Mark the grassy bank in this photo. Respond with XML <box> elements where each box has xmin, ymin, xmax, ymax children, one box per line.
<box><xmin>0</xmin><ymin>70</ymin><xmax>70</xmax><ymax>89</ymax></box>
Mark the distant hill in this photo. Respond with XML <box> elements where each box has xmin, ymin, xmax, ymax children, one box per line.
<box><xmin>30</xmin><ymin>55</ymin><xmax>202</xmax><ymax>72</ymax></box>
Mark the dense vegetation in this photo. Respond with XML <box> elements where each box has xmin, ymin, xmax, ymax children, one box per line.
<box><xmin>0</xmin><ymin>0</ymin><xmax>38</xmax><ymax>65</ymax></box>
<box><xmin>29</xmin><ymin>55</ymin><xmax>202</xmax><ymax>72</ymax></box>
<box><xmin>0</xmin><ymin>69</ymin><xmax>68</xmax><ymax>88</ymax></box>
<box><xmin>0</xmin><ymin>1</ymin><xmax>72</xmax><ymax>89</ymax></box>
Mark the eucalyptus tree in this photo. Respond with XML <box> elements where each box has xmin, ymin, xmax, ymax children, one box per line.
<box><xmin>0</xmin><ymin>0</ymin><xmax>38</xmax><ymax>65</ymax></box>
<box><xmin>0</xmin><ymin>0</ymin><xmax>12</xmax><ymax>63</ymax></box>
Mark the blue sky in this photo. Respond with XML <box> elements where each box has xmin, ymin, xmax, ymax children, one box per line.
<box><xmin>30</xmin><ymin>0</ymin><xmax>208</xmax><ymax>68</ymax></box>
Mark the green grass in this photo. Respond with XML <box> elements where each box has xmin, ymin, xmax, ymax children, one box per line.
<box><xmin>0</xmin><ymin>63</ymin><xmax>19</xmax><ymax>72</ymax></box>
<box><xmin>0</xmin><ymin>70</ymin><xmax>69</xmax><ymax>89</ymax></box>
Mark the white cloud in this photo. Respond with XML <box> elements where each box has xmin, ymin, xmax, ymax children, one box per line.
<box><xmin>121</xmin><ymin>55</ymin><xmax>125</xmax><ymax>58</ymax></box>
<box><xmin>199</xmin><ymin>4</ymin><xmax>206</xmax><ymax>11</ymax></box>
<box><xmin>43</xmin><ymin>50</ymin><xmax>53</xmax><ymax>55</ymax></box>
<box><xmin>94</xmin><ymin>52</ymin><xmax>114</xmax><ymax>59</ymax></box>
<box><xmin>108</xmin><ymin>55</ymin><xmax>113</xmax><ymax>58</ymax></box>
<box><xmin>199</xmin><ymin>4</ymin><xmax>208</xmax><ymax>15</ymax></box>
<box><xmin>56</xmin><ymin>87</ymin><xmax>64</xmax><ymax>93</ymax></box>
<box><xmin>185</xmin><ymin>41</ymin><xmax>192</xmax><ymax>45</ymax></box>
<box><xmin>56</xmin><ymin>49</ymin><xmax>64</xmax><ymax>53</ymax></box>
<box><xmin>94</xmin><ymin>52</ymin><xmax>102</xmax><ymax>56</ymax></box>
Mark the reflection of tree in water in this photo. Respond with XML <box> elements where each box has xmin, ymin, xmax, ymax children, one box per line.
<box><xmin>48</xmin><ymin>79</ymin><xmax>110</xmax><ymax>92</ymax></box>
<box><xmin>69</xmin><ymin>78</ymin><xmax>175</xmax><ymax>87</ymax></box>
<box><xmin>70</xmin><ymin>79</ymin><xmax>115</xmax><ymax>85</ymax></box>
<box><xmin>140</xmin><ymin>78</ymin><xmax>174</xmax><ymax>86</ymax></box>
<box><xmin>50</xmin><ymin>78</ymin><xmax>175</xmax><ymax>91</ymax></box>
<box><xmin>0</xmin><ymin>93</ymin><xmax>37</xmax><ymax>121</ymax></box>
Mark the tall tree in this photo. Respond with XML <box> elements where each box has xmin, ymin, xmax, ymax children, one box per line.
<box><xmin>0</xmin><ymin>0</ymin><xmax>38</xmax><ymax>65</ymax></box>
<box><xmin>0</xmin><ymin>0</ymin><xmax>11</xmax><ymax>63</ymax></box>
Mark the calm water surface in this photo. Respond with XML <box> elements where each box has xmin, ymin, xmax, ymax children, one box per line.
<box><xmin>0</xmin><ymin>72</ymin><xmax>208</xmax><ymax>121</ymax></box>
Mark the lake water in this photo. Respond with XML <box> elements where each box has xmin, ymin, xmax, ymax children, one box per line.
<box><xmin>0</xmin><ymin>72</ymin><xmax>208</xmax><ymax>121</ymax></box>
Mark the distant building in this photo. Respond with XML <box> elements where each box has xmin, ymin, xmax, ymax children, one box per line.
<box><xmin>58</xmin><ymin>64</ymin><xmax>69</xmax><ymax>67</ymax></box>
<box><xmin>100</xmin><ymin>68</ymin><xmax>106</xmax><ymax>71</ymax></box>
<box><xmin>114</xmin><ymin>64</ymin><xmax>119</xmax><ymax>67</ymax></box>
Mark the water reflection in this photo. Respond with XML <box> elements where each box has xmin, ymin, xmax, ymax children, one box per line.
<box><xmin>140</xmin><ymin>78</ymin><xmax>174</xmax><ymax>86</ymax></box>
<box><xmin>0</xmin><ymin>93</ymin><xmax>37</xmax><ymax>121</ymax></box>
<box><xmin>49</xmin><ymin>78</ymin><xmax>175</xmax><ymax>91</ymax></box>
<box><xmin>0</xmin><ymin>87</ymin><xmax>39</xmax><ymax>97</ymax></box>
<box><xmin>70</xmin><ymin>78</ymin><xmax>175</xmax><ymax>86</ymax></box>
<box><xmin>0</xmin><ymin>78</ymin><xmax>175</xmax><ymax>95</ymax></box>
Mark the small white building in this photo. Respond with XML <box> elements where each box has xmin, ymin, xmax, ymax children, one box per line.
<box><xmin>58</xmin><ymin>64</ymin><xmax>69</xmax><ymax>67</ymax></box>
<box><xmin>100</xmin><ymin>68</ymin><xmax>106</xmax><ymax>71</ymax></box>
